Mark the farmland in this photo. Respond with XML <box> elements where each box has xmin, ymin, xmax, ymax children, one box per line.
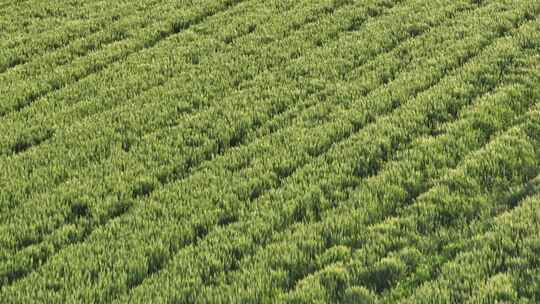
<box><xmin>1</xmin><ymin>0</ymin><xmax>540</xmax><ymax>302</ymax></box>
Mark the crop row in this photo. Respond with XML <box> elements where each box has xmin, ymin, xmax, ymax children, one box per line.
<box><xmin>0</xmin><ymin>0</ymin><xmax>391</xmax><ymax>149</ymax></box>
<box><xmin>277</xmin><ymin>110</ymin><xmax>540</xmax><ymax>303</ymax></box>
<box><xmin>0</xmin><ymin>0</ymin><xmax>418</xmax><ymax>280</ymax></box>
<box><xmin>0</xmin><ymin>0</ymin><xmax>508</xmax><ymax>257</ymax></box>
<box><xmin>0</xmin><ymin>0</ymin><xmax>130</xmax><ymax>41</ymax></box>
<box><xmin>2</xmin><ymin>5</ymin><xmax>538</xmax><ymax>302</ymax></box>
<box><xmin>186</xmin><ymin>52</ymin><xmax>540</xmax><ymax>303</ymax></box>
<box><xmin>0</xmin><ymin>0</ymin><xmax>514</xmax><ymax>223</ymax></box>
<box><xmin>407</xmin><ymin>190</ymin><xmax>540</xmax><ymax>303</ymax></box>
<box><xmin>0</xmin><ymin>0</ymin><xmax>422</xmax><ymax>215</ymax></box>
<box><xmin>0</xmin><ymin>0</ymin><xmax>255</xmax><ymax>115</ymax></box>
<box><xmin>0</xmin><ymin>0</ymin><xmax>166</xmax><ymax>76</ymax></box>
<box><xmin>0</xmin><ymin>0</ymin><xmax>449</xmax><ymax>264</ymax></box>
<box><xmin>0</xmin><ymin>0</ymin><xmax>163</xmax><ymax>71</ymax></box>
<box><xmin>117</xmin><ymin>32</ymin><xmax>540</xmax><ymax>304</ymax></box>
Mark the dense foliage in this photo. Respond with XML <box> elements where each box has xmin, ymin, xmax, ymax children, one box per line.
<box><xmin>1</xmin><ymin>0</ymin><xmax>539</xmax><ymax>302</ymax></box>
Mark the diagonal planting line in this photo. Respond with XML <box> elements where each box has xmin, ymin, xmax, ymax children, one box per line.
<box><xmin>129</xmin><ymin>75</ymin><xmax>506</xmax><ymax>302</ymax></box>
<box><xmin>283</xmin><ymin>56</ymin><xmax>540</xmax><ymax>299</ymax></box>
<box><xmin>119</xmin><ymin>38</ymin><xmax>515</xmax><ymax>292</ymax></box>
<box><xmin>120</xmin><ymin>21</ymin><xmax>540</xmax><ymax>302</ymax></box>
<box><xmin>1</xmin><ymin>0</ymin><xmax>532</xmax><ymax>294</ymax></box>
<box><xmin>275</xmin><ymin>99</ymin><xmax>540</xmax><ymax>303</ymax></box>
<box><xmin>0</xmin><ymin>0</ymin><xmax>364</xmax><ymax>142</ymax></box>
<box><xmin>0</xmin><ymin>0</ymin><xmax>418</xmax><ymax>276</ymax></box>
<box><xmin>0</xmin><ymin>0</ymin><xmax>164</xmax><ymax>78</ymax></box>
<box><xmin>115</xmin><ymin>0</ymin><xmax>474</xmax><ymax>152</ymax></box>
<box><xmin>0</xmin><ymin>0</ymin><xmax>418</xmax><ymax>288</ymax></box>
<box><xmin>64</xmin><ymin>0</ymin><xmax>528</xmax><ymax>141</ymax></box>
<box><xmin>391</xmin><ymin>125</ymin><xmax>540</xmax><ymax>301</ymax></box>
<box><xmin>5</xmin><ymin>36</ymin><xmax>475</xmax><ymax>297</ymax></box>
<box><xmin>4</xmin><ymin>1</ymin><xmax>540</xmax><ymax>302</ymax></box>
<box><xmin>0</xmin><ymin>0</ymin><xmax>252</xmax><ymax>118</ymax></box>
<box><xmin>3</xmin><ymin>0</ymin><xmax>532</xmax><ymax>240</ymax></box>
<box><xmin>0</xmin><ymin>0</ymin><xmax>157</xmax><ymax>73</ymax></box>
<box><xmin>10</xmin><ymin>0</ymin><xmax>532</xmax><ymax>262</ymax></box>
<box><xmin>0</xmin><ymin>0</ymin><xmax>263</xmax><ymax>108</ymax></box>
<box><xmin>3</xmin><ymin>19</ymin><xmax>536</xmax><ymax>304</ymax></box>
<box><xmin>0</xmin><ymin>0</ymin><xmax>483</xmax><ymax>222</ymax></box>
<box><xmin>460</xmin><ymin>182</ymin><xmax>540</xmax><ymax>303</ymax></box>
<box><xmin>0</xmin><ymin>0</ymin><xmax>384</xmax><ymax>226</ymax></box>
<box><xmin>1</xmin><ymin>0</ymin><xmax>506</xmax><ymax>292</ymax></box>
<box><xmin>0</xmin><ymin>0</ymin><xmax>486</xmax><ymax>253</ymax></box>
<box><xmin>2</xmin><ymin>0</ymin><xmax>355</xmax><ymax>142</ymax></box>
<box><xmin>0</xmin><ymin>0</ymin><xmax>410</xmax><ymax>218</ymax></box>
<box><xmin>0</xmin><ymin>0</ymin><xmax>143</xmax><ymax>48</ymax></box>
<box><xmin>108</xmin><ymin>20</ymin><xmax>536</xmax><ymax>302</ymax></box>
<box><xmin>282</xmin><ymin>95</ymin><xmax>540</xmax><ymax>301</ymax></box>
<box><xmin>397</xmin><ymin>148</ymin><xmax>540</xmax><ymax>303</ymax></box>
<box><xmin>407</xmin><ymin>180</ymin><xmax>540</xmax><ymax>303</ymax></box>
<box><xmin>0</xmin><ymin>0</ymin><xmax>187</xmax><ymax>48</ymax></box>
<box><xmin>192</xmin><ymin>65</ymin><xmax>540</xmax><ymax>300</ymax></box>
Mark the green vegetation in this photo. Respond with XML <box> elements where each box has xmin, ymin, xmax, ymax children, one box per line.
<box><xmin>1</xmin><ymin>0</ymin><xmax>539</xmax><ymax>303</ymax></box>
